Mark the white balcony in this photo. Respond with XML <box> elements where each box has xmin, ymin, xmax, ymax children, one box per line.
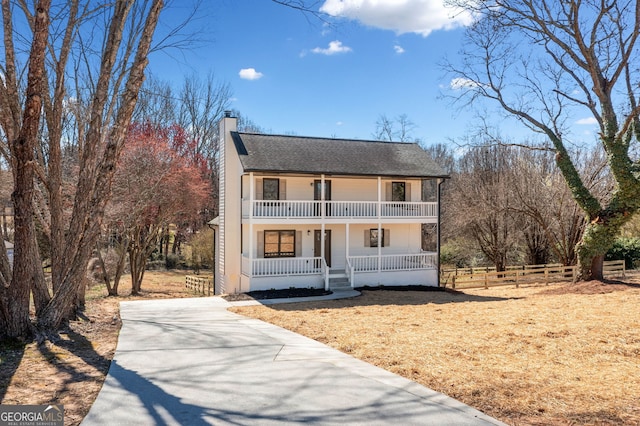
<box><xmin>242</xmin><ymin>200</ymin><xmax>437</xmax><ymax>220</ymax></box>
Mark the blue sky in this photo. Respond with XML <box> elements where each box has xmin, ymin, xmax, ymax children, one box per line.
<box><xmin>147</xmin><ymin>0</ymin><xmax>594</xmax><ymax>146</ymax></box>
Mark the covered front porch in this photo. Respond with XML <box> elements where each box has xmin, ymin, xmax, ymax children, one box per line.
<box><xmin>240</xmin><ymin>252</ymin><xmax>438</xmax><ymax>291</ymax></box>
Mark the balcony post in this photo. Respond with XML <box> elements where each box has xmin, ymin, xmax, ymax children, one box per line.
<box><xmin>377</xmin><ymin>176</ymin><xmax>381</xmax><ymax>219</ymax></box>
<box><xmin>321</xmin><ymin>174</ymin><xmax>325</xmax><ymax>220</ymax></box>
<box><xmin>377</xmin><ymin>177</ymin><xmax>382</xmax><ymax>277</ymax></box>
<box><xmin>436</xmin><ymin>178</ymin><xmax>444</xmax><ymax>287</ymax></box>
<box><xmin>377</xmin><ymin>223</ymin><xmax>382</xmax><ymax>275</ymax></box>
<box><xmin>249</xmin><ymin>172</ymin><xmax>254</xmax><ymax>277</ymax></box>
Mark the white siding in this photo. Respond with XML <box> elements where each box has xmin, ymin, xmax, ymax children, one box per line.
<box><xmin>219</xmin><ymin>116</ymin><xmax>241</xmax><ymax>294</ymax></box>
<box><xmin>332</xmin><ymin>179</ymin><xmax>378</xmax><ymax>201</ymax></box>
<box><xmin>352</xmin><ymin>269</ymin><xmax>438</xmax><ymax>287</ymax></box>
<box><xmin>348</xmin><ymin>223</ymin><xmax>423</xmax><ymax>256</ymax></box>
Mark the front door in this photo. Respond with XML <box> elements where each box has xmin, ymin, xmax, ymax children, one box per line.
<box><xmin>314</xmin><ymin>230</ymin><xmax>332</xmax><ymax>267</ymax></box>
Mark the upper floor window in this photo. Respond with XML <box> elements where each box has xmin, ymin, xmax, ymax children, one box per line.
<box><xmin>263</xmin><ymin>178</ymin><xmax>279</xmax><ymax>200</ymax></box>
<box><xmin>422</xmin><ymin>179</ymin><xmax>437</xmax><ymax>202</ymax></box>
<box><xmin>392</xmin><ymin>182</ymin><xmax>406</xmax><ymax>201</ymax></box>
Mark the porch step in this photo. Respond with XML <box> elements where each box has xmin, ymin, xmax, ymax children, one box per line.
<box><xmin>329</xmin><ymin>273</ymin><xmax>351</xmax><ymax>290</ymax></box>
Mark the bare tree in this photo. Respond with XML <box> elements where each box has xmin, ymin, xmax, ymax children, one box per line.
<box><xmin>0</xmin><ymin>0</ymin><xmax>165</xmax><ymax>339</ymax></box>
<box><xmin>178</xmin><ymin>73</ymin><xmax>231</xmax><ymax>221</ymax></box>
<box><xmin>446</xmin><ymin>0</ymin><xmax>640</xmax><ymax>280</ymax></box>
<box><xmin>134</xmin><ymin>76</ymin><xmax>177</xmax><ymax>127</ymax></box>
<box><xmin>373</xmin><ymin>113</ymin><xmax>420</xmax><ymax>142</ymax></box>
<box><xmin>0</xmin><ymin>0</ymin><xmax>52</xmax><ymax>338</ymax></box>
<box><xmin>449</xmin><ymin>145</ymin><xmax>521</xmax><ymax>271</ymax></box>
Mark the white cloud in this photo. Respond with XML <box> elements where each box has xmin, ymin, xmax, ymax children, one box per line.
<box><xmin>576</xmin><ymin>117</ymin><xmax>598</xmax><ymax>125</ymax></box>
<box><xmin>393</xmin><ymin>44</ymin><xmax>405</xmax><ymax>54</ymax></box>
<box><xmin>321</xmin><ymin>22</ymin><xmax>332</xmax><ymax>36</ymax></box>
<box><xmin>320</xmin><ymin>0</ymin><xmax>475</xmax><ymax>37</ymax></box>
<box><xmin>312</xmin><ymin>40</ymin><xmax>353</xmax><ymax>55</ymax></box>
<box><xmin>239</xmin><ymin>68</ymin><xmax>264</xmax><ymax>80</ymax></box>
<box><xmin>336</xmin><ymin>121</ymin><xmax>344</xmax><ymax>126</ymax></box>
<box><xmin>449</xmin><ymin>77</ymin><xmax>481</xmax><ymax>90</ymax></box>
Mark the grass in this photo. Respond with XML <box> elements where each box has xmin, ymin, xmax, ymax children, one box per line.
<box><xmin>230</xmin><ymin>280</ymin><xmax>640</xmax><ymax>425</ymax></box>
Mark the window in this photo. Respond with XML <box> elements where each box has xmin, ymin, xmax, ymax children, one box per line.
<box><xmin>422</xmin><ymin>223</ymin><xmax>437</xmax><ymax>252</ymax></box>
<box><xmin>421</xmin><ymin>179</ymin><xmax>437</xmax><ymax>202</ymax></box>
<box><xmin>264</xmin><ymin>230</ymin><xmax>295</xmax><ymax>257</ymax></box>
<box><xmin>369</xmin><ymin>229</ymin><xmax>385</xmax><ymax>247</ymax></box>
<box><xmin>392</xmin><ymin>182</ymin><xmax>406</xmax><ymax>201</ymax></box>
<box><xmin>263</xmin><ymin>178</ymin><xmax>279</xmax><ymax>200</ymax></box>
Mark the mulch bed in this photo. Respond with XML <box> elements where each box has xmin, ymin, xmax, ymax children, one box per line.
<box><xmin>222</xmin><ymin>287</ymin><xmax>332</xmax><ymax>301</ymax></box>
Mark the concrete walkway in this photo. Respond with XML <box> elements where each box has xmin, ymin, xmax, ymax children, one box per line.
<box><xmin>82</xmin><ymin>294</ymin><xmax>506</xmax><ymax>425</ymax></box>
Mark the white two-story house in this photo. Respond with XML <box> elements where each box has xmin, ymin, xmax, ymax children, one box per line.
<box><xmin>213</xmin><ymin>113</ymin><xmax>448</xmax><ymax>294</ymax></box>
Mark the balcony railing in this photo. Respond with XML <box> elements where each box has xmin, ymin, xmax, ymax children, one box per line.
<box><xmin>242</xmin><ymin>200</ymin><xmax>437</xmax><ymax>219</ymax></box>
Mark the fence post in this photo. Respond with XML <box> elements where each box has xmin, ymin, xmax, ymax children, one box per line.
<box><xmin>515</xmin><ymin>270</ymin><xmax>519</xmax><ymax>288</ymax></box>
<box><xmin>452</xmin><ymin>275</ymin><xmax>456</xmax><ymax>289</ymax></box>
<box><xmin>484</xmin><ymin>273</ymin><xmax>488</xmax><ymax>289</ymax></box>
<box><xmin>544</xmin><ymin>268</ymin><xmax>549</xmax><ymax>285</ymax></box>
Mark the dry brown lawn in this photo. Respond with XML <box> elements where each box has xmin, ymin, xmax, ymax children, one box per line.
<box><xmin>2</xmin><ymin>272</ymin><xmax>639</xmax><ymax>425</ymax></box>
<box><xmin>231</xmin><ymin>280</ymin><xmax>640</xmax><ymax>426</ymax></box>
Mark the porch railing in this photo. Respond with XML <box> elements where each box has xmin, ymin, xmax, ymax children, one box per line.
<box><xmin>346</xmin><ymin>257</ymin><xmax>355</xmax><ymax>287</ymax></box>
<box><xmin>243</xmin><ymin>200</ymin><xmax>437</xmax><ymax>219</ymax></box>
<box><xmin>242</xmin><ymin>256</ymin><xmax>324</xmax><ymax>277</ymax></box>
<box><xmin>348</xmin><ymin>253</ymin><xmax>437</xmax><ymax>272</ymax></box>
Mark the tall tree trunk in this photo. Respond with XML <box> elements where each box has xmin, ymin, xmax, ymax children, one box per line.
<box><xmin>112</xmin><ymin>245</ymin><xmax>127</xmax><ymax>295</ymax></box>
<box><xmin>0</xmin><ymin>236</ymin><xmax>12</xmax><ymax>337</ymax></box>
<box><xmin>128</xmin><ymin>223</ymin><xmax>161</xmax><ymax>295</ymax></box>
<box><xmin>30</xmin><ymin>242</ymin><xmax>50</xmax><ymax>316</ymax></box>
<box><xmin>5</xmin><ymin>0</ymin><xmax>51</xmax><ymax>340</ymax></box>
<box><xmin>129</xmin><ymin>245</ymin><xmax>145</xmax><ymax>295</ymax></box>
<box><xmin>576</xmin><ymin>215</ymin><xmax>621</xmax><ymax>281</ymax></box>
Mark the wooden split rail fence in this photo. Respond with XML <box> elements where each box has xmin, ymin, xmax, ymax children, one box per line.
<box><xmin>185</xmin><ymin>275</ymin><xmax>214</xmax><ymax>296</ymax></box>
<box><xmin>442</xmin><ymin>260</ymin><xmax>626</xmax><ymax>290</ymax></box>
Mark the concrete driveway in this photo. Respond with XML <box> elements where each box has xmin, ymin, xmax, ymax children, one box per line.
<box><xmin>82</xmin><ymin>296</ymin><xmax>505</xmax><ymax>425</ymax></box>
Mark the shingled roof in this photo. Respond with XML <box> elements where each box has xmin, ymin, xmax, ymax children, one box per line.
<box><xmin>231</xmin><ymin>132</ymin><xmax>448</xmax><ymax>178</ymax></box>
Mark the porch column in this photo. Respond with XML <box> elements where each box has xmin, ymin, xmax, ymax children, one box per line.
<box><xmin>377</xmin><ymin>223</ymin><xmax>382</xmax><ymax>275</ymax></box>
<box><xmin>345</xmin><ymin>223</ymin><xmax>350</xmax><ymax>258</ymax></box>
<box><xmin>437</xmin><ymin>178</ymin><xmax>444</xmax><ymax>287</ymax></box>
<box><xmin>249</xmin><ymin>172</ymin><xmax>254</xmax><ymax>278</ymax></box>
<box><xmin>320</xmin><ymin>174</ymin><xmax>325</xmax><ymax>267</ymax></box>
<box><xmin>321</xmin><ymin>174</ymin><xmax>326</xmax><ymax>220</ymax></box>
<box><xmin>377</xmin><ymin>177</ymin><xmax>382</xmax><ymax>276</ymax></box>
